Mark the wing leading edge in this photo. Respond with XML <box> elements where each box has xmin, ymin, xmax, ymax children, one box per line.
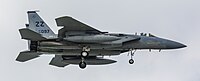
<box><xmin>55</xmin><ymin>16</ymin><xmax>103</xmax><ymax>38</ymax></box>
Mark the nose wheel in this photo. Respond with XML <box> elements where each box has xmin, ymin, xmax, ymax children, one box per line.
<box><xmin>129</xmin><ymin>59</ymin><xmax>134</xmax><ymax>64</ymax></box>
<box><xmin>128</xmin><ymin>49</ymin><xmax>136</xmax><ymax>64</ymax></box>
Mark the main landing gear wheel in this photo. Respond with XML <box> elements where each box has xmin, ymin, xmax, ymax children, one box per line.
<box><xmin>81</xmin><ymin>51</ymin><xmax>89</xmax><ymax>57</ymax></box>
<box><xmin>81</xmin><ymin>46</ymin><xmax>90</xmax><ymax>57</ymax></box>
<box><xmin>129</xmin><ymin>59</ymin><xmax>134</xmax><ymax>64</ymax></box>
<box><xmin>79</xmin><ymin>61</ymin><xmax>86</xmax><ymax>69</ymax></box>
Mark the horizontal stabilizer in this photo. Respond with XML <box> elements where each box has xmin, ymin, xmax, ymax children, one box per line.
<box><xmin>16</xmin><ymin>51</ymin><xmax>41</xmax><ymax>62</ymax></box>
<box><xmin>19</xmin><ymin>28</ymin><xmax>46</xmax><ymax>41</ymax></box>
<box><xmin>49</xmin><ymin>55</ymin><xmax>69</xmax><ymax>67</ymax></box>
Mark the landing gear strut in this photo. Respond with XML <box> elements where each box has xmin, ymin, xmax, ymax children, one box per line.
<box><xmin>79</xmin><ymin>57</ymin><xmax>86</xmax><ymax>69</ymax></box>
<box><xmin>128</xmin><ymin>49</ymin><xmax>136</xmax><ymax>64</ymax></box>
<box><xmin>79</xmin><ymin>46</ymin><xmax>90</xmax><ymax>69</ymax></box>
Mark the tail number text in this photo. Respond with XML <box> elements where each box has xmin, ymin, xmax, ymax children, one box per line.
<box><xmin>38</xmin><ymin>30</ymin><xmax>49</xmax><ymax>33</ymax></box>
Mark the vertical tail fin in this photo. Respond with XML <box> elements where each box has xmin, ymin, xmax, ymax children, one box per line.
<box><xmin>27</xmin><ymin>11</ymin><xmax>56</xmax><ymax>39</ymax></box>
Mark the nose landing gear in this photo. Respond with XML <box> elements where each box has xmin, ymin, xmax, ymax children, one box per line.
<box><xmin>128</xmin><ymin>49</ymin><xmax>136</xmax><ymax>64</ymax></box>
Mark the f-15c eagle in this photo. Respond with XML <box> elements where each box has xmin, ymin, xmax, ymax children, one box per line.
<box><xmin>16</xmin><ymin>11</ymin><xmax>186</xmax><ymax>69</ymax></box>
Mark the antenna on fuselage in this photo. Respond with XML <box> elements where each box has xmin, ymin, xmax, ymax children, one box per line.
<box><xmin>148</xmin><ymin>33</ymin><xmax>156</xmax><ymax>37</ymax></box>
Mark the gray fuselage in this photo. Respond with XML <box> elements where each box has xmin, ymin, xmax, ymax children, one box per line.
<box><xmin>36</xmin><ymin>33</ymin><xmax>186</xmax><ymax>56</ymax></box>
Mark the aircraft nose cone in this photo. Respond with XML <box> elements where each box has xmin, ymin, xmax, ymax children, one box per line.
<box><xmin>165</xmin><ymin>40</ymin><xmax>187</xmax><ymax>49</ymax></box>
<box><xmin>174</xmin><ymin>43</ymin><xmax>187</xmax><ymax>48</ymax></box>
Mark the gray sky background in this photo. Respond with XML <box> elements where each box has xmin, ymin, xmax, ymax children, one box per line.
<box><xmin>0</xmin><ymin>0</ymin><xmax>199</xmax><ymax>81</ymax></box>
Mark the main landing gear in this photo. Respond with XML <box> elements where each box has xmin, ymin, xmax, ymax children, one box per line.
<box><xmin>79</xmin><ymin>57</ymin><xmax>86</xmax><ymax>69</ymax></box>
<box><xmin>81</xmin><ymin>51</ymin><xmax>89</xmax><ymax>57</ymax></box>
<box><xmin>128</xmin><ymin>49</ymin><xmax>136</xmax><ymax>64</ymax></box>
<box><xmin>79</xmin><ymin>46</ymin><xmax>90</xmax><ymax>69</ymax></box>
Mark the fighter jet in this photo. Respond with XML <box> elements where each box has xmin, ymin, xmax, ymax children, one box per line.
<box><xmin>16</xmin><ymin>11</ymin><xmax>186</xmax><ymax>69</ymax></box>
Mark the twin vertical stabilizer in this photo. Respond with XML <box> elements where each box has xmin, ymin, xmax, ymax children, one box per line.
<box><xmin>26</xmin><ymin>11</ymin><xmax>56</xmax><ymax>39</ymax></box>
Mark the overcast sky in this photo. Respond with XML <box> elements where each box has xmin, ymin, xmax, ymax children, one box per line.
<box><xmin>0</xmin><ymin>0</ymin><xmax>199</xmax><ymax>81</ymax></box>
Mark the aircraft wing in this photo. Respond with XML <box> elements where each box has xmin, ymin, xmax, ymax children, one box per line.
<box><xmin>55</xmin><ymin>16</ymin><xmax>103</xmax><ymax>38</ymax></box>
<box><xmin>49</xmin><ymin>56</ymin><xmax>116</xmax><ymax>68</ymax></box>
<box><xmin>19</xmin><ymin>28</ymin><xmax>47</xmax><ymax>41</ymax></box>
